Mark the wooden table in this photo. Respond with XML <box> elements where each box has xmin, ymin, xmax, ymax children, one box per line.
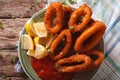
<box><xmin>0</xmin><ymin>0</ymin><xmax>47</xmax><ymax>80</ymax></box>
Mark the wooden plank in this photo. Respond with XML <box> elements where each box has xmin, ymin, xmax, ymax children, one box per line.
<box><xmin>0</xmin><ymin>77</ymin><xmax>29</xmax><ymax>80</ymax></box>
<box><xmin>0</xmin><ymin>50</ymin><xmax>30</xmax><ymax>79</ymax></box>
<box><xmin>0</xmin><ymin>18</ymin><xmax>29</xmax><ymax>77</ymax></box>
<box><xmin>0</xmin><ymin>0</ymin><xmax>48</xmax><ymax>79</ymax></box>
<box><xmin>0</xmin><ymin>18</ymin><xmax>28</xmax><ymax>50</ymax></box>
<box><xmin>0</xmin><ymin>50</ymin><xmax>20</xmax><ymax>76</ymax></box>
<box><xmin>0</xmin><ymin>0</ymin><xmax>47</xmax><ymax>18</ymax></box>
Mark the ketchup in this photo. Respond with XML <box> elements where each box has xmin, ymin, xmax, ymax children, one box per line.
<box><xmin>31</xmin><ymin>56</ymin><xmax>75</xmax><ymax>80</ymax></box>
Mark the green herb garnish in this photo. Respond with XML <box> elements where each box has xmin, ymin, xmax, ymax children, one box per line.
<box><xmin>0</xmin><ymin>20</ymin><xmax>3</xmax><ymax>29</ymax></box>
<box><xmin>6</xmin><ymin>77</ymin><xmax>11</xmax><ymax>80</ymax></box>
<box><xmin>29</xmin><ymin>5</ymin><xmax>33</xmax><ymax>10</ymax></box>
<box><xmin>62</xmin><ymin>0</ymin><xmax>66</xmax><ymax>5</ymax></box>
<box><xmin>10</xmin><ymin>56</ymin><xmax>19</xmax><ymax>64</ymax></box>
<box><xmin>77</xmin><ymin>59</ymin><xmax>81</xmax><ymax>63</ymax></box>
<box><xmin>69</xmin><ymin>26</ymin><xmax>74</xmax><ymax>31</ymax></box>
<box><xmin>12</xmin><ymin>15</ymin><xmax>16</xmax><ymax>19</ymax></box>
<box><xmin>0</xmin><ymin>53</ymin><xmax>3</xmax><ymax>59</ymax></box>
<box><xmin>7</xmin><ymin>12</ymin><xmax>12</xmax><ymax>17</ymax></box>
<box><xmin>20</xmin><ymin>16</ymin><xmax>23</xmax><ymax>19</ymax></box>
<box><xmin>36</xmin><ymin>0</ymin><xmax>40</xmax><ymax>6</ymax></box>
<box><xmin>6</xmin><ymin>12</ymin><xmax>16</xmax><ymax>19</ymax></box>
<box><xmin>69</xmin><ymin>0</ymin><xmax>77</xmax><ymax>4</ymax></box>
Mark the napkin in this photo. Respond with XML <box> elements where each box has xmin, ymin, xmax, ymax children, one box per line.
<box><xmin>15</xmin><ymin>0</ymin><xmax>120</xmax><ymax>79</ymax></box>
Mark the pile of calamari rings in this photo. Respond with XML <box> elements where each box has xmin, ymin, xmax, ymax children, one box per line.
<box><xmin>44</xmin><ymin>2</ymin><xmax>106</xmax><ymax>73</ymax></box>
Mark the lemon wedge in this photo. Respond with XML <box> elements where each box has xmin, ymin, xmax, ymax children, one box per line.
<box><xmin>26</xmin><ymin>44</ymin><xmax>48</xmax><ymax>59</ymax></box>
<box><xmin>33</xmin><ymin>37</ymin><xmax>40</xmax><ymax>46</ymax></box>
<box><xmin>26</xmin><ymin>50</ymin><xmax>35</xmax><ymax>57</ymax></box>
<box><xmin>34</xmin><ymin>37</ymin><xmax>47</xmax><ymax>46</ymax></box>
<box><xmin>21</xmin><ymin>34</ymin><xmax>34</xmax><ymax>49</ymax></box>
<box><xmin>25</xmin><ymin>19</ymin><xmax>36</xmax><ymax>37</ymax></box>
<box><xmin>33</xmin><ymin>33</ymin><xmax>56</xmax><ymax>48</ymax></box>
<box><xmin>34</xmin><ymin>22</ymin><xmax>47</xmax><ymax>38</ymax></box>
<box><xmin>34</xmin><ymin>44</ymin><xmax>48</xmax><ymax>59</ymax></box>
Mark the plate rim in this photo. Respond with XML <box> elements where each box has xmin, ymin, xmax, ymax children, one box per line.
<box><xmin>18</xmin><ymin>8</ymin><xmax>47</xmax><ymax>80</ymax></box>
<box><xmin>18</xmin><ymin>7</ymin><xmax>105</xmax><ymax>80</ymax></box>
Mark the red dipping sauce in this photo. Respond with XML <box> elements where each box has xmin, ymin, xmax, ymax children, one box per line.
<box><xmin>31</xmin><ymin>56</ymin><xmax>75</xmax><ymax>80</ymax></box>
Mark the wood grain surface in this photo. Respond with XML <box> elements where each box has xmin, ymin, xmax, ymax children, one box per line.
<box><xmin>0</xmin><ymin>0</ymin><xmax>47</xmax><ymax>18</ymax></box>
<box><xmin>0</xmin><ymin>0</ymin><xmax>47</xmax><ymax>80</ymax></box>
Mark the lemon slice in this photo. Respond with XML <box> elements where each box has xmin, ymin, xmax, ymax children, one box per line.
<box><xmin>34</xmin><ymin>34</ymin><xmax>56</xmax><ymax>48</ymax></box>
<box><xmin>21</xmin><ymin>34</ymin><xmax>34</xmax><ymax>49</ymax></box>
<box><xmin>33</xmin><ymin>37</ymin><xmax>40</xmax><ymax>46</ymax></box>
<box><xmin>25</xmin><ymin>19</ymin><xmax>36</xmax><ymax>37</ymax></box>
<box><xmin>34</xmin><ymin>37</ymin><xmax>47</xmax><ymax>46</ymax></box>
<box><xmin>26</xmin><ymin>45</ymin><xmax>48</xmax><ymax>59</ymax></box>
<box><xmin>34</xmin><ymin>44</ymin><xmax>48</xmax><ymax>59</ymax></box>
<box><xmin>26</xmin><ymin>50</ymin><xmax>35</xmax><ymax>57</ymax></box>
<box><xmin>34</xmin><ymin>22</ymin><xmax>47</xmax><ymax>38</ymax></box>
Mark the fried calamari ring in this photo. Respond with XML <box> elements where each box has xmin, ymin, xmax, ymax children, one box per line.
<box><xmin>86</xmin><ymin>50</ymin><xmax>104</xmax><ymax>70</ymax></box>
<box><xmin>63</xmin><ymin>5</ymin><xmax>73</xmax><ymax>28</ymax></box>
<box><xmin>55</xmin><ymin>54</ymin><xmax>92</xmax><ymax>73</ymax></box>
<box><xmin>63</xmin><ymin>5</ymin><xmax>73</xmax><ymax>14</ymax></box>
<box><xmin>68</xmin><ymin>4</ymin><xmax>92</xmax><ymax>32</ymax></box>
<box><xmin>50</xmin><ymin>29</ymin><xmax>72</xmax><ymax>60</ymax></box>
<box><xmin>74</xmin><ymin>21</ymin><xmax>106</xmax><ymax>53</ymax></box>
<box><xmin>44</xmin><ymin>2</ymin><xmax>63</xmax><ymax>34</ymax></box>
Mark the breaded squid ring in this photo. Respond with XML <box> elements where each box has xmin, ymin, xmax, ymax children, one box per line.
<box><xmin>63</xmin><ymin>5</ymin><xmax>73</xmax><ymax>14</ymax></box>
<box><xmin>63</xmin><ymin>5</ymin><xmax>73</xmax><ymax>28</ymax></box>
<box><xmin>55</xmin><ymin>54</ymin><xmax>92</xmax><ymax>73</ymax></box>
<box><xmin>86</xmin><ymin>50</ymin><xmax>104</xmax><ymax>70</ymax></box>
<box><xmin>44</xmin><ymin>2</ymin><xmax>63</xmax><ymax>34</ymax></box>
<box><xmin>68</xmin><ymin>4</ymin><xmax>92</xmax><ymax>32</ymax></box>
<box><xmin>74</xmin><ymin>21</ymin><xmax>106</xmax><ymax>53</ymax></box>
<box><xmin>50</xmin><ymin>29</ymin><xmax>72</xmax><ymax>60</ymax></box>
